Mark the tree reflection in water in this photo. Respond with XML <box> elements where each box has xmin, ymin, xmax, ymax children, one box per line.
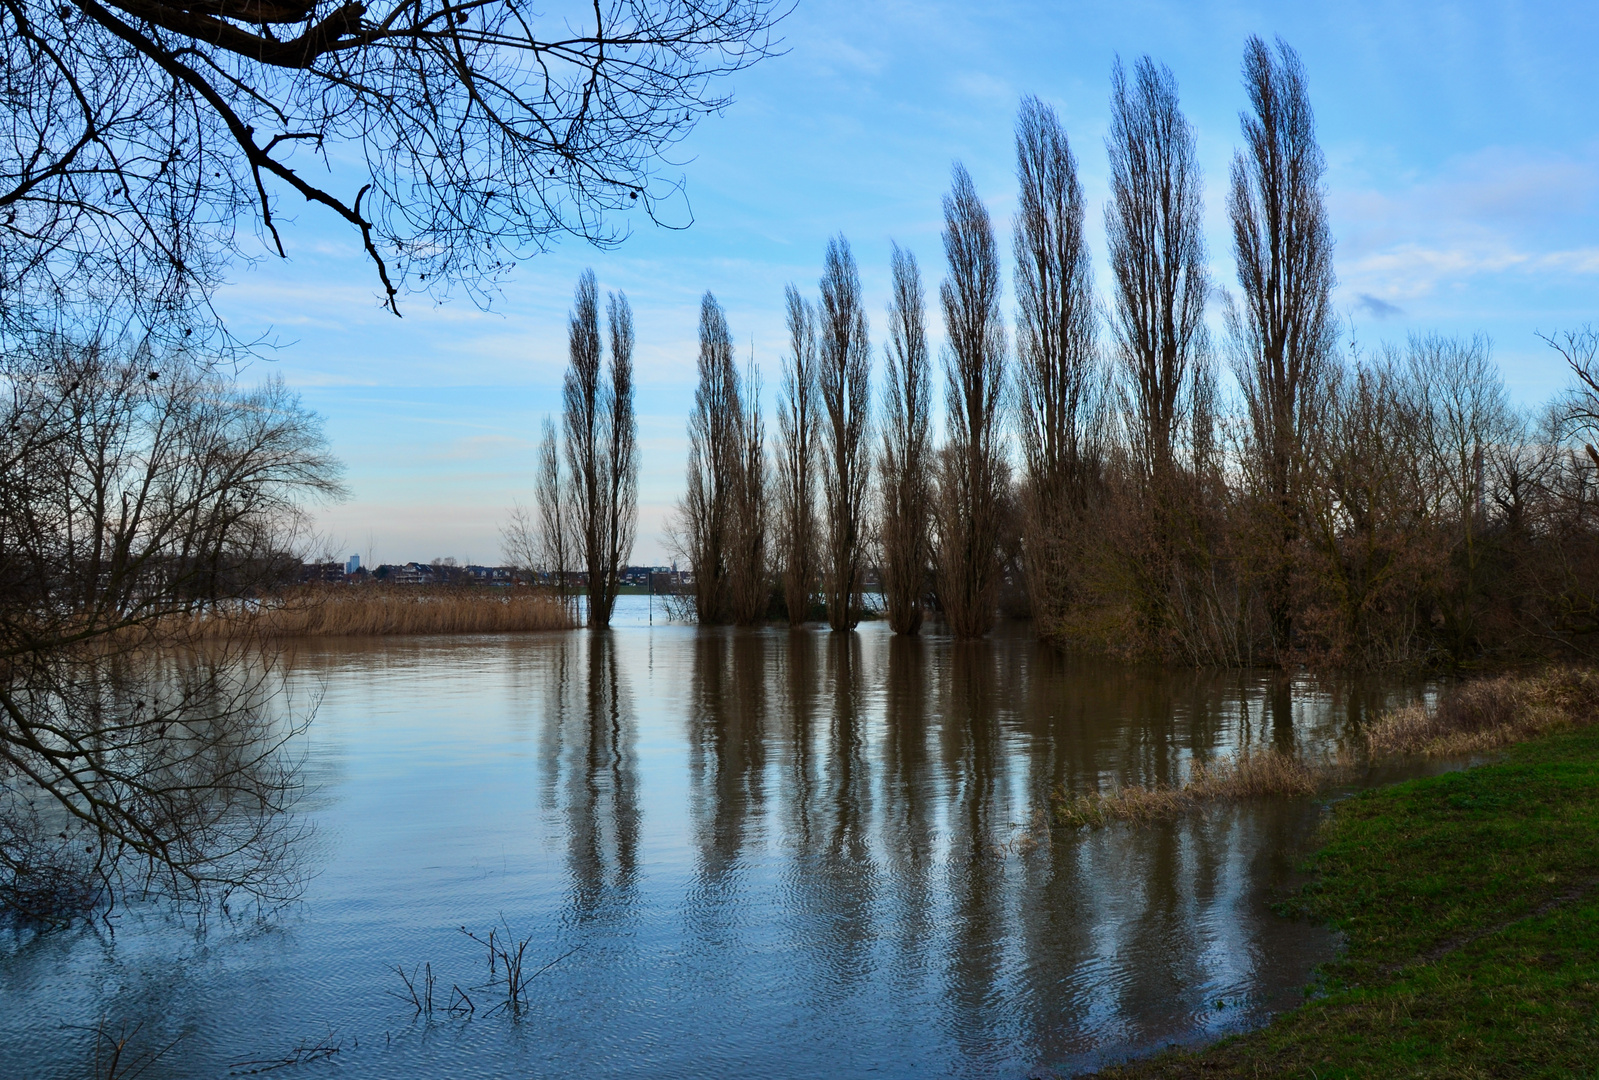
<box><xmin>3</xmin><ymin>620</ymin><xmax>1423</xmax><ymax>1080</ymax></box>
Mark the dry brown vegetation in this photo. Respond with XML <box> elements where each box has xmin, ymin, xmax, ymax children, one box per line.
<box><xmin>192</xmin><ymin>588</ymin><xmax>574</xmax><ymax>639</ymax></box>
<box><xmin>1053</xmin><ymin>668</ymin><xmax>1599</xmax><ymax>831</ymax></box>
<box><xmin>1053</xmin><ymin>748</ymin><xmax>1320</xmax><ymax>829</ymax></box>
<box><xmin>1365</xmin><ymin>666</ymin><xmax>1599</xmax><ymax>758</ymax></box>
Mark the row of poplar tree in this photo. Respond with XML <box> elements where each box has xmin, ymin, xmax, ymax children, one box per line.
<box><xmin>672</xmin><ymin>38</ymin><xmax>1322</xmax><ymax>647</ymax></box>
<box><xmin>523</xmin><ymin>37</ymin><xmax>1599</xmax><ymax>667</ymax></box>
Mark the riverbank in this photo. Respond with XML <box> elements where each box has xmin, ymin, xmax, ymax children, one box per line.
<box><xmin>1083</xmin><ymin>709</ymin><xmax>1599</xmax><ymax>1078</ymax></box>
<box><xmin>195</xmin><ymin>587</ymin><xmax>575</xmax><ymax>637</ymax></box>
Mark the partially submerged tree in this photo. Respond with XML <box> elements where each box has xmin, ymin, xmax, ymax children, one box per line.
<box><xmin>932</xmin><ymin>163</ymin><xmax>1008</xmax><ymax>639</ymax></box>
<box><xmin>565</xmin><ymin>270</ymin><xmax>609</xmax><ymax>625</ymax></box>
<box><xmin>603</xmin><ymin>290</ymin><xmax>640</xmax><ymax>621</ymax></box>
<box><xmin>776</xmin><ymin>286</ymin><xmax>819</xmax><ymax>625</ymax></box>
<box><xmin>728</xmin><ymin>355</ymin><xmax>769</xmax><ymax>625</ymax></box>
<box><xmin>562</xmin><ymin>270</ymin><xmax>639</xmax><ymax>627</ymax></box>
<box><xmin>0</xmin><ymin>0</ymin><xmax>784</xmax><ymax>336</ymax></box>
<box><xmin>816</xmin><ymin>236</ymin><xmax>871</xmax><ymax>632</ymax></box>
<box><xmin>673</xmin><ymin>292</ymin><xmax>742</xmax><ymax>624</ymax></box>
<box><xmin>530</xmin><ymin>417</ymin><xmax>576</xmax><ymax>614</ymax></box>
<box><xmin>1012</xmin><ymin>95</ymin><xmax>1103</xmax><ymax>640</ymax></box>
<box><xmin>1104</xmin><ymin>56</ymin><xmax>1212</xmax><ymax>650</ymax></box>
<box><xmin>878</xmin><ymin>243</ymin><xmax>933</xmax><ymax>635</ymax></box>
<box><xmin>1227</xmin><ymin>35</ymin><xmax>1335</xmax><ymax>653</ymax></box>
<box><xmin>0</xmin><ymin>337</ymin><xmax>343</xmax><ymax>921</ymax></box>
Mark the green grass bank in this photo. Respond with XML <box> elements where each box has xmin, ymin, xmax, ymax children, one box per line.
<box><xmin>1085</xmin><ymin>721</ymin><xmax>1599</xmax><ymax>1079</ymax></box>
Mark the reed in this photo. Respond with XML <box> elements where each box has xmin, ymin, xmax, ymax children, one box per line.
<box><xmin>190</xmin><ymin>587</ymin><xmax>574</xmax><ymax>639</ymax></box>
<box><xmin>1365</xmin><ymin>667</ymin><xmax>1599</xmax><ymax>758</ymax></box>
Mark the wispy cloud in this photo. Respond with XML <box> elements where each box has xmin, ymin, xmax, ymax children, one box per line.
<box><xmin>1355</xmin><ymin>293</ymin><xmax>1404</xmax><ymax>318</ymax></box>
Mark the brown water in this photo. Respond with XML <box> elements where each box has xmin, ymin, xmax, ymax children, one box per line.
<box><xmin>0</xmin><ymin>598</ymin><xmax>1425</xmax><ymax>1079</ymax></box>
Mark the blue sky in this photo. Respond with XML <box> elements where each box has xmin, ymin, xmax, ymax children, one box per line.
<box><xmin>213</xmin><ymin>0</ymin><xmax>1599</xmax><ymax>565</ymax></box>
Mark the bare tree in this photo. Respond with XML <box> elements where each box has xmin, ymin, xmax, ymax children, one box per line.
<box><xmin>1403</xmin><ymin>333</ymin><xmax>1514</xmax><ymax>657</ymax></box>
<box><xmin>728</xmin><ymin>355</ymin><xmax>769</xmax><ymax>625</ymax></box>
<box><xmin>932</xmin><ymin>163</ymin><xmax>1009</xmax><ymax>639</ymax></box>
<box><xmin>0</xmin><ymin>336</ymin><xmax>343</xmax><ymax>921</ymax></box>
<box><xmin>602</xmin><ymin>290</ymin><xmax>639</xmax><ymax>623</ymax></box>
<box><xmin>1549</xmin><ymin>326</ymin><xmax>1599</xmax><ymax>456</ymax></box>
<box><xmin>816</xmin><ymin>236</ymin><xmax>872</xmax><ymax>632</ymax></box>
<box><xmin>1106</xmin><ymin>56</ymin><xmax>1209</xmax><ymax>486</ymax></box>
<box><xmin>1012</xmin><ymin>95</ymin><xmax>1103</xmax><ymax>640</ymax></box>
<box><xmin>565</xmin><ymin>270</ymin><xmax>608</xmax><ymax>626</ymax></box>
<box><xmin>878</xmin><ymin>243</ymin><xmax>932</xmax><ymax>635</ymax></box>
<box><xmin>1227</xmin><ymin>35</ymin><xmax>1336</xmax><ymax>651</ymax></box>
<box><xmin>673</xmin><ymin>292</ymin><xmax>741</xmax><ymax>624</ymax></box>
<box><xmin>0</xmin><ymin>0</ymin><xmax>784</xmax><ymax>336</ymax></box>
<box><xmin>534</xmin><ymin>416</ymin><xmax>575</xmax><ymax>614</ymax></box>
<box><xmin>776</xmin><ymin>286</ymin><xmax>819</xmax><ymax>625</ymax></box>
<box><xmin>1104</xmin><ymin>56</ymin><xmax>1210</xmax><ymax>648</ymax></box>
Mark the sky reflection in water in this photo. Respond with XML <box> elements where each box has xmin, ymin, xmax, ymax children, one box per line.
<box><xmin>0</xmin><ymin>596</ymin><xmax>1417</xmax><ymax>1079</ymax></box>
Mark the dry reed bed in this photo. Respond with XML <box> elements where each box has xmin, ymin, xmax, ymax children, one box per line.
<box><xmin>1054</xmin><ymin>748</ymin><xmax>1320</xmax><ymax>829</ymax></box>
<box><xmin>192</xmin><ymin>588</ymin><xmax>574</xmax><ymax>638</ymax></box>
<box><xmin>1052</xmin><ymin>667</ymin><xmax>1599</xmax><ymax>831</ymax></box>
<box><xmin>1363</xmin><ymin>667</ymin><xmax>1599</xmax><ymax>757</ymax></box>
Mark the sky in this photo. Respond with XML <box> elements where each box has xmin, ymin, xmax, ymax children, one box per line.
<box><xmin>211</xmin><ymin>0</ymin><xmax>1599</xmax><ymax>567</ymax></box>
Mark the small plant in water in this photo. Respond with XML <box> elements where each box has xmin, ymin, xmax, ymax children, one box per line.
<box><xmin>460</xmin><ymin>919</ymin><xmax>583</xmax><ymax>1017</ymax></box>
<box><xmin>82</xmin><ymin>1017</ymin><xmax>187</xmax><ymax>1080</ymax></box>
<box><xmin>390</xmin><ymin>961</ymin><xmax>436</xmax><ymax>1017</ymax></box>
<box><xmin>393</xmin><ymin>920</ymin><xmax>581</xmax><ymax>1022</ymax></box>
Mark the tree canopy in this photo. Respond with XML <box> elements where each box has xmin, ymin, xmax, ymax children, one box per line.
<box><xmin>0</xmin><ymin>0</ymin><xmax>783</xmax><ymax>336</ymax></box>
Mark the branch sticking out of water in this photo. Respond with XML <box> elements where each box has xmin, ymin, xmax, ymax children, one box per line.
<box><xmin>78</xmin><ymin>1017</ymin><xmax>187</xmax><ymax>1080</ymax></box>
<box><xmin>458</xmin><ymin>920</ymin><xmax>583</xmax><ymax>1017</ymax></box>
<box><xmin>226</xmin><ymin>1033</ymin><xmax>341</xmax><ymax>1075</ymax></box>
<box><xmin>389</xmin><ymin>962</ymin><xmax>435</xmax><ymax>1017</ymax></box>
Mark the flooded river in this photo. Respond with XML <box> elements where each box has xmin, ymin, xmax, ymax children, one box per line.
<box><xmin>0</xmin><ymin>597</ymin><xmax>1423</xmax><ymax>1078</ymax></box>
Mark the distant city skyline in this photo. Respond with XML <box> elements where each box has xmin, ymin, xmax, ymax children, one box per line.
<box><xmin>215</xmin><ymin>0</ymin><xmax>1599</xmax><ymax>566</ymax></box>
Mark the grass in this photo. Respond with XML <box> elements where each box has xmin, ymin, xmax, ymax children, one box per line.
<box><xmin>1054</xmin><ymin>748</ymin><xmax>1321</xmax><ymax>828</ymax></box>
<box><xmin>1079</xmin><ymin>714</ymin><xmax>1599</xmax><ymax>1079</ymax></box>
<box><xmin>194</xmin><ymin>587</ymin><xmax>574</xmax><ymax>638</ymax></box>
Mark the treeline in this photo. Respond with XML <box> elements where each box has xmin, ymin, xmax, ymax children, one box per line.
<box><xmin>525</xmin><ymin>37</ymin><xmax>1599</xmax><ymax>669</ymax></box>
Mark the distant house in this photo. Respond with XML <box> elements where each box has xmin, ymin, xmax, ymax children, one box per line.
<box><xmin>300</xmin><ymin>561</ymin><xmax>347</xmax><ymax>585</ymax></box>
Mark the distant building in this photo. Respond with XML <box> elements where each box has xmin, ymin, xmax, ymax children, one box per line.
<box><xmin>346</xmin><ymin>553</ymin><xmax>361</xmax><ymax>576</ymax></box>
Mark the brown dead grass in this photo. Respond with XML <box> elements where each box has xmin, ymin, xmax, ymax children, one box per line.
<box><xmin>1054</xmin><ymin>748</ymin><xmax>1321</xmax><ymax>829</ymax></box>
<box><xmin>1364</xmin><ymin>666</ymin><xmax>1599</xmax><ymax>758</ymax></box>
<box><xmin>1052</xmin><ymin>668</ymin><xmax>1599</xmax><ymax>832</ymax></box>
<box><xmin>192</xmin><ymin>587</ymin><xmax>575</xmax><ymax>638</ymax></box>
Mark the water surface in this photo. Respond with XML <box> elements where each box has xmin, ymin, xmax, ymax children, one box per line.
<box><xmin>0</xmin><ymin>597</ymin><xmax>1420</xmax><ymax>1078</ymax></box>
